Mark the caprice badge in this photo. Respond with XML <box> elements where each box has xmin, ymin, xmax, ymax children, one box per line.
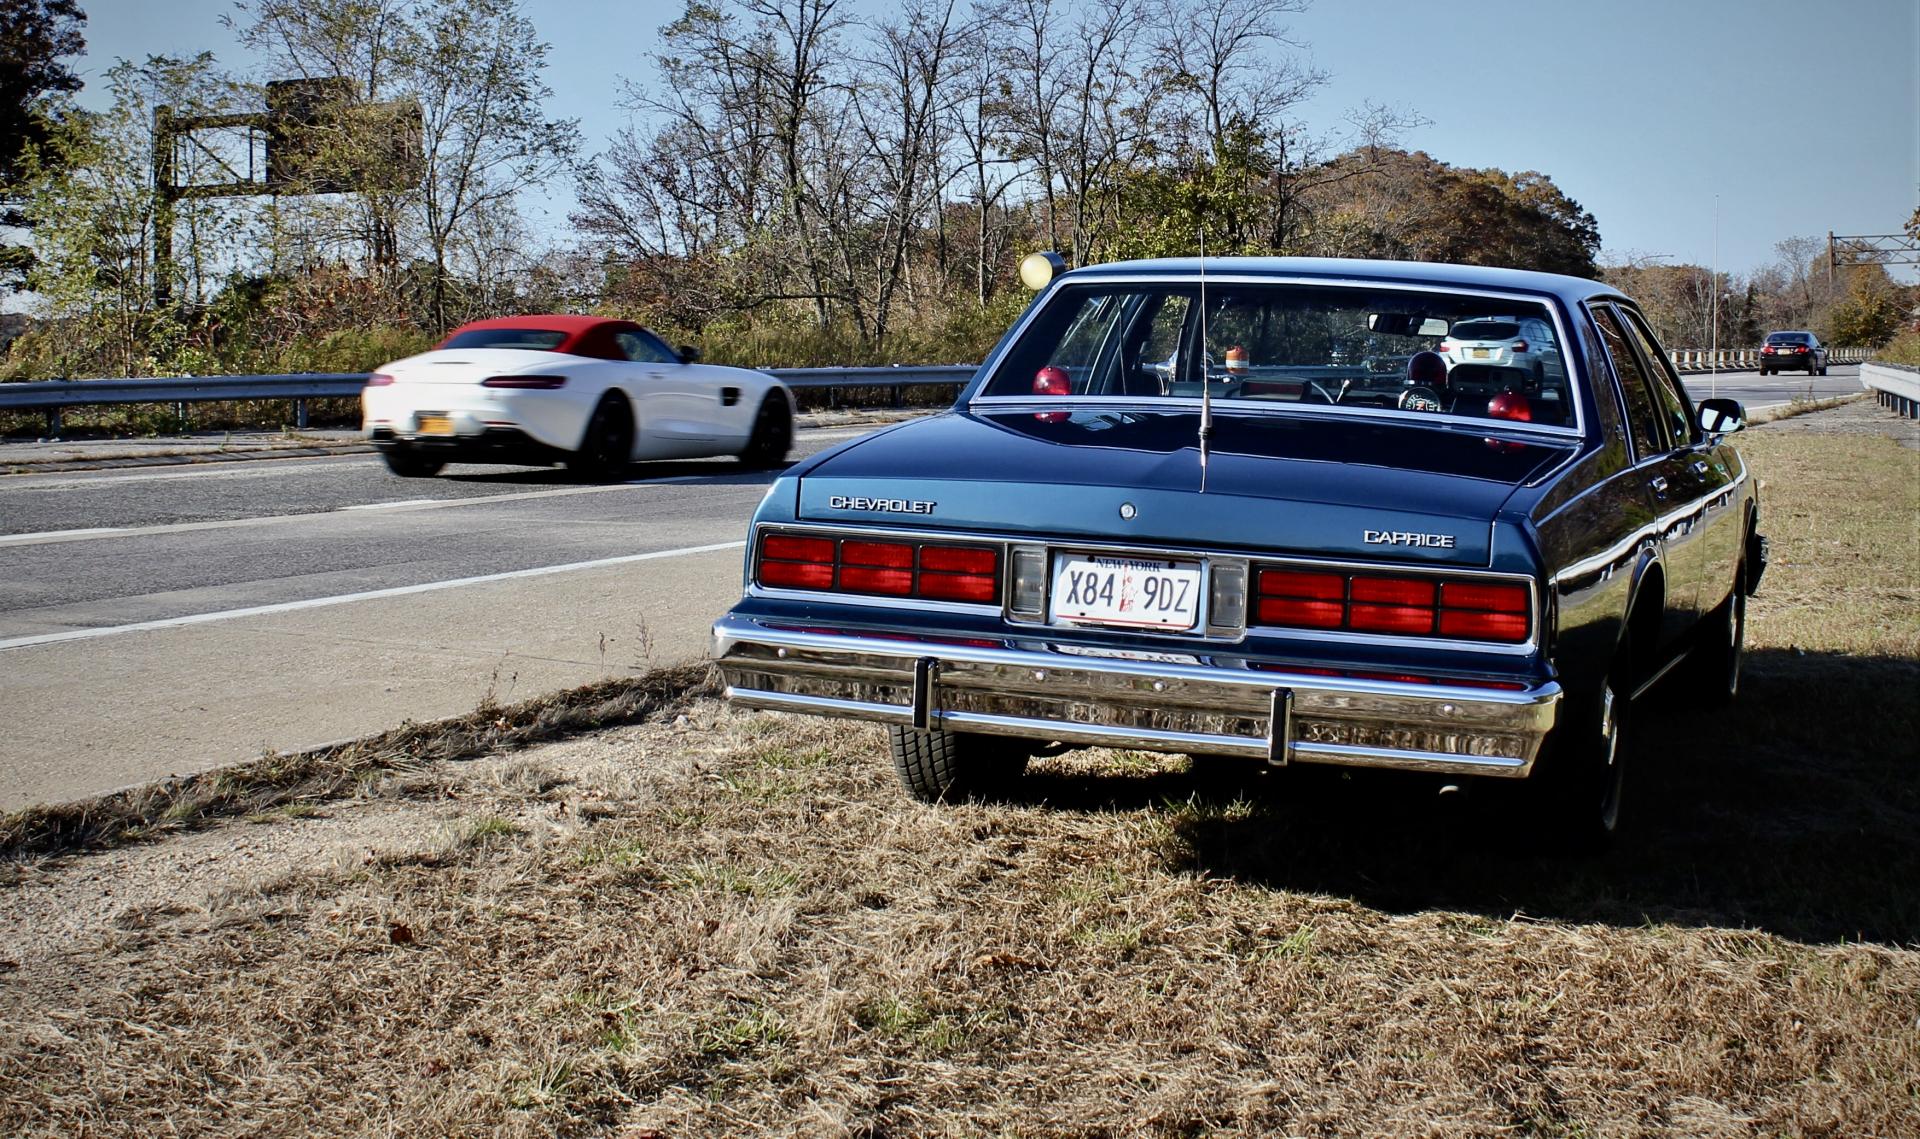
<box><xmin>828</xmin><ymin>495</ymin><xmax>936</xmax><ymax>515</ymax></box>
<box><xmin>1364</xmin><ymin>529</ymin><xmax>1457</xmax><ymax>549</ymax></box>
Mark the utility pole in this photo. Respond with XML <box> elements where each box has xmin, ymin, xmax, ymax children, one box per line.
<box><xmin>152</xmin><ymin>106</ymin><xmax>176</xmax><ymax>308</ymax></box>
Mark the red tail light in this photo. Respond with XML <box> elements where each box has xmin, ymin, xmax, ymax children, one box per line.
<box><xmin>1255</xmin><ymin>566</ymin><xmax>1532</xmax><ymax>643</ymax></box>
<box><xmin>481</xmin><ymin>375</ymin><xmax>568</xmax><ymax>389</ymax></box>
<box><xmin>1438</xmin><ymin>340</ymin><xmax>1455</xmax><ymax>354</ymax></box>
<box><xmin>1793</xmin><ymin>346</ymin><xmax>1807</xmax><ymax>354</ymax></box>
<box><xmin>1511</xmin><ymin>340</ymin><xmax>1528</xmax><ymax>354</ymax></box>
<box><xmin>366</xmin><ymin>373</ymin><xmax>396</xmax><ymax>387</ymax></box>
<box><xmin>756</xmin><ymin>533</ymin><xmax>1001</xmax><ymax>604</ymax></box>
<box><xmin>1762</xmin><ymin>346</ymin><xmax>1775</xmax><ymax>354</ymax></box>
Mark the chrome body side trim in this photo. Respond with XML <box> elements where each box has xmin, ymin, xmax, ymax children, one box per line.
<box><xmin>713</xmin><ymin>616</ymin><xmax>1559</xmax><ymax>779</ymax></box>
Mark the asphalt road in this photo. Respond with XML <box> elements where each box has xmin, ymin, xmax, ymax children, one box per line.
<box><xmin>0</xmin><ymin>366</ymin><xmax>1863</xmax><ymax>809</ymax></box>
<box><xmin>0</xmin><ymin>423</ymin><xmax>888</xmax><ymax>809</ymax></box>
<box><xmin>1678</xmin><ymin>362</ymin><xmax>1860</xmax><ymax>412</ymax></box>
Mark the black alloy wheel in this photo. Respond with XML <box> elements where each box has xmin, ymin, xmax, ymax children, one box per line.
<box><xmin>568</xmin><ymin>395</ymin><xmax>634</xmax><ymax>482</ymax></box>
<box><xmin>383</xmin><ymin>448</ymin><xmax>445</xmax><ymax>478</ymax></box>
<box><xmin>739</xmin><ymin>394</ymin><xmax>793</xmax><ymax>469</ymax></box>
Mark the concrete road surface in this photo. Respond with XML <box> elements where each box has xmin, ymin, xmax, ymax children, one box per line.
<box><xmin>0</xmin><ymin>423</ymin><xmax>893</xmax><ymax>810</ymax></box>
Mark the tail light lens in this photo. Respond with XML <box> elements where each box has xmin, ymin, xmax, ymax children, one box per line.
<box><xmin>481</xmin><ymin>375</ymin><xmax>568</xmax><ymax>389</ymax></box>
<box><xmin>756</xmin><ymin>533</ymin><xmax>1001</xmax><ymax>604</ymax></box>
<box><xmin>366</xmin><ymin>373</ymin><xmax>396</xmax><ymax>387</ymax></box>
<box><xmin>1255</xmin><ymin>567</ymin><xmax>1532</xmax><ymax>643</ymax></box>
<box><xmin>1438</xmin><ymin>340</ymin><xmax>1455</xmax><ymax>354</ymax></box>
<box><xmin>1511</xmin><ymin>340</ymin><xmax>1528</xmax><ymax>354</ymax></box>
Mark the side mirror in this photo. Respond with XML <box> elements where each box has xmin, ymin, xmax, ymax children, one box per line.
<box><xmin>677</xmin><ymin>344</ymin><xmax>701</xmax><ymax>363</ymax></box>
<box><xmin>1698</xmin><ymin>397</ymin><xmax>1745</xmax><ymax>434</ymax></box>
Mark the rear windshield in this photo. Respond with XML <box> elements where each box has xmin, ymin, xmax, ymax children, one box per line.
<box><xmin>980</xmin><ymin>282</ymin><xmax>1575</xmax><ymax>428</ymax></box>
<box><xmin>1449</xmin><ymin>320</ymin><xmax>1520</xmax><ymax>341</ymax></box>
<box><xmin>1766</xmin><ymin>332</ymin><xmax>1809</xmax><ymax>344</ymax></box>
<box><xmin>441</xmin><ymin>328</ymin><xmax>568</xmax><ymax>351</ymax></box>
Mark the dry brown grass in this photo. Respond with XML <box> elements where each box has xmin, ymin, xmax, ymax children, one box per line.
<box><xmin>1</xmin><ymin>405</ymin><xmax>1917</xmax><ymax>1137</ymax></box>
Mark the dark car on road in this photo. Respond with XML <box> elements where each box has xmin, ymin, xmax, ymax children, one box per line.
<box><xmin>713</xmin><ymin>256</ymin><xmax>1766</xmax><ymax>848</ymax></box>
<box><xmin>1760</xmin><ymin>330</ymin><xmax>1827</xmax><ymax>376</ymax></box>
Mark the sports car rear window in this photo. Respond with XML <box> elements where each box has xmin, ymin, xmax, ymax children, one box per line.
<box><xmin>981</xmin><ymin>282</ymin><xmax>1575</xmax><ymax>428</ymax></box>
<box><xmin>441</xmin><ymin>328</ymin><xmax>568</xmax><ymax>351</ymax></box>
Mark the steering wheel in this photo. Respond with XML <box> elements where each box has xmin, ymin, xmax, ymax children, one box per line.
<box><xmin>1398</xmin><ymin>387</ymin><xmax>1444</xmax><ymax>413</ymax></box>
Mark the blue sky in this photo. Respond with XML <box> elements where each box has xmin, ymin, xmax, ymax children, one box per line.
<box><xmin>71</xmin><ymin>0</ymin><xmax>1920</xmax><ymax>278</ymax></box>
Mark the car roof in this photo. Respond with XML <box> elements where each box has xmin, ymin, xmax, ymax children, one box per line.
<box><xmin>1063</xmin><ymin>256</ymin><xmax>1623</xmax><ymax>306</ymax></box>
<box><xmin>439</xmin><ymin>314</ymin><xmax>650</xmax><ymax>361</ymax></box>
<box><xmin>451</xmin><ymin>314</ymin><xmax>634</xmax><ymax>334</ymax></box>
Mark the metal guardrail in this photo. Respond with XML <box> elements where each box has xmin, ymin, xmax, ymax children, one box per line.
<box><xmin>0</xmin><ymin>350</ymin><xmax>1879</xmax><ymax>434</ymax></box>
<box><xmin>1666</xmin><ymin>346</ymin><xmax>1870</xmax><ymax>373</ymax></box>
<box><xmin>1859</xmin><ymin>361</ymin><xmax>1920</xmax><ymax>418</ymax></box>
<box><xmin>0</xmin><ymin>365</ymin><xmax>980</xmax><ymax>434</ymax></box>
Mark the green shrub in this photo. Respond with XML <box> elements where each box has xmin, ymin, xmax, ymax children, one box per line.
<box><xmin>1873</xmin><ymin>330</ymin><xmax>1920</xmax><ymax>367</ymax></box>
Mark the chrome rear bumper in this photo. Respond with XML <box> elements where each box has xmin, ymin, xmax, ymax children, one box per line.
<box><xmin>712</xmin><ymin>616</ymin><xmax>1560</xmax><ymax>778</ymax></box>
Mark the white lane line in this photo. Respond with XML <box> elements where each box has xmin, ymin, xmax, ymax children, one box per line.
<box><xmin>343</xmin><ymin>498</ymin><xmax>439</xmax><ymax>510</ymax></box>
<box><xmin>0</xmin><ymin>539</ymin><xmax>747</xmax><ymax>652</ymax></box>
<box><xmin>0</xmin><ymin>526</ymin><xmax>127</xmax><ymax>545</ymax></box>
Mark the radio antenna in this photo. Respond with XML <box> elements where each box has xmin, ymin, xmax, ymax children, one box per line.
<box><xmin>1198</xmin><ymin>227</ymin><xmax>1211</xmax><ymax>492</ymax></box>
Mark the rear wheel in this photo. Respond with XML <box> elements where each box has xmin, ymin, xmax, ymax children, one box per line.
<box><xmin>382</xmin><ymin>448</ymin><xmax>444</xmax><ymax>478</ymax></box>
<box><xmin>1519</xmin><ymin>656</ymin><xmax>1630</xmax><ymax>853</ymax></box>
<box><xmin>567</xmin><ymin>395</ymin><xmax>634</xmax><ymax>482</ymax></box>
<box><xmin>738</xmin><ymin>395</ymin><xmax>792</xmax><ymax>468</ymax></box>
<box><xmin>1677</xmin><ymin>559</ymin><xmax>1746</xmax><ymax>705</ymax></box>
<box><xmin>887</xmin><ymin>724</ymin><xmax>1029</xmax><ymax>802</ymax></box>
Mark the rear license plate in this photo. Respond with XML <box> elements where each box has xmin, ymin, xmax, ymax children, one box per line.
<box><xmin>1471</xmin><ymin>347</ymin><xmax>1490</xmax><ymax>359</ymax></box>
<box><xmin>417</xmin><ymin>414</ymin><xmax>454</xmax><ymax>436</ymax></box>
<box><xmin>1049</xmin><ymin>554</ymin><xmax>1202</xmax><ymax>631</ymax></box>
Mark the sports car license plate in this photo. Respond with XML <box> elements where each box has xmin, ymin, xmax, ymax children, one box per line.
<box><xmin>416</xmin><ymin>414</ymin><xmax>454</xmax><ymax>436</ymax></box>
<box><xmin>1471</xmin><ymin>347</ymin><xmax>1490</xmax><ymax>359</ymax></box>
<box><xmin>1049</xmin><ymin>555</ymin><xmax>1202</xmax><ymax>631</ymax></box>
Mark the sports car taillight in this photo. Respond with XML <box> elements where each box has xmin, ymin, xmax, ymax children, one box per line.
<box><xmin>1255</xmin><ymin>568</ymin><xmax>1531</xmax><ymax>643</ymax></box>
<box><xmin>366</xmin><ymin>373</ymin><xmax>395</xmax><ymax>386</ymax></box>
<box><xmin>756</xmin><ymin>533</ymin><xmax>1001</xmax><ymax>604</ymax></box>
<box><xmin>480</xmin><ymin>375</ymin><xmax>568</xmax><ymax>389</ymax></box>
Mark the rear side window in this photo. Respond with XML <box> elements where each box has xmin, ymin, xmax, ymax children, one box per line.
<box><xmin>1620</xmin><ymin>308</ymin><xmax>1694</xmax><ymax>446</ymax></box>
<box><xmin>1591</xmin><ymin>305</ymin><xmax>1665</xmax><ymax>459</ymax></box>
<box><xmin>441</xmin><ymin>328</ymin><xmax>567</xmax><ymax>351</ymax></box>
<box><xmin>615</xmin><ymin>330</ymin><xmax>678</xmax><ymax>364</ymax></box>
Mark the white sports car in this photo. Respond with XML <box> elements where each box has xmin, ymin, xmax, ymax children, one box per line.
<box><xmin>361</xmin><ymin>315</ymin><xmax>796</xmax><ymax>479</ymax></box>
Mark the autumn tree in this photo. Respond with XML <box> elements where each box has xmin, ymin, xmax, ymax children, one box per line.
<box><xmin>0</xmin><ymin>0</ymin><xmax>86</xmax><ymax>291</ymax></box>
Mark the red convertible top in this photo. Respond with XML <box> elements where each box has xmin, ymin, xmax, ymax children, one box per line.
<box><xmin>438</xmin><ymin>314</ymin><xmax>644</xmax><ymax>361</ymax></box>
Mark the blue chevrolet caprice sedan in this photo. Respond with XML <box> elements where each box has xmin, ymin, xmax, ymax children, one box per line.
<box><xmin>712</xmin><ymin>256</ymin><xmax>1764</xmax><ymax>846</ymax></box>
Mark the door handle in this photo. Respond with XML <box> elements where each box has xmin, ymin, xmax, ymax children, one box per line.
<box><xmin>1650</xmin><ymin>476</ymin><xmax>1669</xmax><ymax>496</ymax></box>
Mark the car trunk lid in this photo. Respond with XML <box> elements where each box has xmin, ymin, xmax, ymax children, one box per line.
<box><xmin>796</xmin><ymin>409</ymin><xmax>1574</xmax><ymax>567</ymax></box>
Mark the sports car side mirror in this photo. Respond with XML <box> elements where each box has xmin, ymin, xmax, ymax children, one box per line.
<box><xmin>677</xmin><ymin>344</ymin><xmax>701</xmax><ymax>363</ymax></box>
<box><xmin>1698</xmin><ymin>397</ymin><xmax>1745</xmax><ymax>434</ymax></box>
